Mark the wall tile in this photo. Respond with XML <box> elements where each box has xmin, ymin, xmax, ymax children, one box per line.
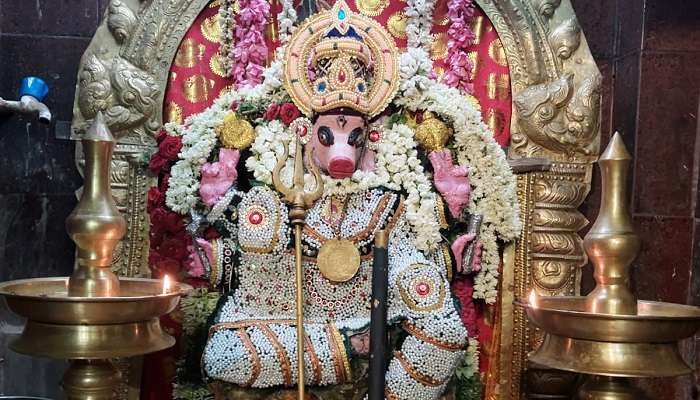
<box><xmin>631</xmin><ymin>215</ymin><xmax>693</xmax><ymax>304</ymax></box>
<box><xmin>643</xmin><ymin>0</ymin><xmax>700</xmax><ymax>52</ymax></box>
<box><xmin>0</xmin><ymin>118</ymin><xmax>81</xmax><ymax>195</ymax></box>
<box><xmin>0</xmin><ymin>35</ymin><xmax>91</xmax><ymax>122</ymax></box>
<box><xmin>570</xmin><ymin>0</ymin><xmax>617</xmax><ymax>60</ymax></box>
<box><xmin>611</xmin><ymin>53</ymin><xmax>640</xmax><ymax>154</ymax></box>
<box><xmin>0</xmin><ymin>193</ymin><xmax>77</xmax><ymax>282</ymax></box>
<box><xmin>633</xmin><ymin>51</ymin><xmax>700</xmax><ymax>216</ymax></box>
<box><xmin>0</xmin><ymin>0</ymin><xmax>100</xmax><ymax>38</ymax></box>
<box><xmin>616</xmin><ymin>0</ymin><xmax>645</xmax><ymax>57</ymax></box>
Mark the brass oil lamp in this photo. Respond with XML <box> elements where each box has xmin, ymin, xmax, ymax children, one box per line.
<box><xmin>0</xmin><ymin>112</ymin><xmax>191</xmax><ymax>399</ymax></box>
<box><xmin>518</xmin><ymin>133</ymin><xmax>700</xmax><ymax>399</ymax></box>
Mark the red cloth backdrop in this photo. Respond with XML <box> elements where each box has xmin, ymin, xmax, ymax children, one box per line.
<box><xmin>142</xmin><ymin>1</ymin><xmax>513</xmax><ymax>399</ymax></box>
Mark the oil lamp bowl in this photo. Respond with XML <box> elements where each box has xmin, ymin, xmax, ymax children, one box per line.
<box><xmin>516</xmin><ymin>296</ymin><xmax>700</xmax><ymax>377</ymax></box>
<box><xmin>0</xmin><ymin>277</ymin><xmax>192</xmax><ymax>360</ymax></box>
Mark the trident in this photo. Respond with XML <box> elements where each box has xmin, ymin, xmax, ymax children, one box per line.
<box><xmin>272</xmin><ymin>132</ymin><xmax>324</xmax><ymax>399</ymax></box>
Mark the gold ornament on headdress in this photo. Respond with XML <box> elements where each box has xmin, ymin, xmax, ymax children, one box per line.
<box><xmin>216</xmin><ymin>112</ymin><xmax>256</xmax><ymax>150</ymax></box>
<box><xmin>283</xmin><ymin>0</ymin><xmax>400</xmax><ymax>118</ymax></box>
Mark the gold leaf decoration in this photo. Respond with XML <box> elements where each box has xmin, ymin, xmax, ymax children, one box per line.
<box><xmin>201</xmin><ymin>15</ymin><xmax>222</xmax><ymax>43</ymax></box>
<box><xmin>387</xmin><ymin>12</ymin><xmax>408</xmax><ymax>39</ymax></box>
<box><xmin>174</xmin><ymin>38</ymin><xmax>197</xmax><ymax>68</ymax></box>
<box><xmin>355</xmin><ymin>0</ymin><xmax>389</xmax><ymax>17</ymax></box>
<box><xmin>487</xmin><ymin>73</ymin><xmax>510</xmax><ymax>101</ymax></box>
<box><xmin>489</xmin><ymin>39</ymin><xmax>508</xmax><ymax>66</ymax></box>
<box><xmin>165</xmin><ymin>101</ymin><xmax>183</xmax><ymax>124</ymax></box>
<box><xmin>183</xmin><ymin>74</ymin><xmax>210</xmax><ymax>103</ymax></box>
<box><xmin>429</xmin><ymin>33</ymin><xmax>448</xmax><ymax>61</ymax></box>
<box><xmin>210</xmin><ymin>53</ymin><xmax>228</xmax><ymax>77</ymax></box>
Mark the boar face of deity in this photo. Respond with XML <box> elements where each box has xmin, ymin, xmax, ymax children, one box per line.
<box><xmin>309</xmin><ymin>111</ymin><xmax>370</xmax><ymax>179</ymax></box>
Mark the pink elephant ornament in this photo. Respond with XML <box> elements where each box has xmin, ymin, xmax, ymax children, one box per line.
<box><xmin>307</xmin><ymin>112</ymin><xmax>374</xmax><ymax>179</ymax></box>
<box><xmin>186</xmin><ymin>238</ymin><xmax>213</xmax><ymax>278</ymax></box>
<box><xmin>429</xmin><ymin>149</ymin><xmax>471</xmax><ymax>218</ymax></box>
<box><xmin>451</xmin><ymin>233</ymin><xmax>483</xmax><ymax>274</ymax></box>
<box><xmin>200</xmin><ymin>148</ymin><xmax>240</xmax><ymax>207</ymax></box>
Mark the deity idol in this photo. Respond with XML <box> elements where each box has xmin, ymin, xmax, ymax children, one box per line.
<box><xmin>156</xmin><ymin>1</ymin><xmax>520</xmax><ymax>398</ymax></box>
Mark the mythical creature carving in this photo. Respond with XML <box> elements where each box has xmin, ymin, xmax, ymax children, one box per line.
<box><xmin>514</xmin><ymin>72</ymin><xmax>601</xmax><ymax>156</ymax></box>
<box><xmin>532</xmin><ymin>0</ymin><xmax>562</xmax><ymax>19</ymax></box>
<box><xmin>77</xmin><ymin>54</ymin><xmax>160</xmax><ymax>140</ymax></box>
<box><xmin>549</xmin><ymin>17</ymin><xmax>582</xmax><ymax>59</ymax></box>
<box><xmin>108</xmin><ymin>0</ymin><xmax>137</xmax><ymax>43</ymax></box>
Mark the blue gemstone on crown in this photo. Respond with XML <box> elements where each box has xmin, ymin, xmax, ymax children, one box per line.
<box><xmin>357</xmin><ymin>82</ymin><xmax>365</xmax><ymax>92</ymax></box>
<box><xmin>338</xmin><ymin>9</ymin><xmax>346</xmax><ymax>20</ymax></box>
<box><xmin>318</xmin><ymin>82</ymin><xmax>327</xmax><ymax>92</ymax></box>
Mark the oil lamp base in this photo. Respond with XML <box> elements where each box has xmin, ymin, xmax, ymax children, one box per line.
<box><xmin>576</xmin><ymin>376</ymin><xmax>645</xmax><ymax>400</ymax></box>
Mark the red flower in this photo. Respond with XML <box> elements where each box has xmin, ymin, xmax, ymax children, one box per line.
<box><xmin>147</xmin><ymin>187</ymin><xmax>164</xmax><ymax>213</ymax></box>
<box><xmin>155</xmin><ymin>129</ymin><xmax>168</xmax><ymax>144</ymax></box>
<box><xmin>452</xmin><ymin>277</ymin><xmax>478</xmax><ymax>336</ymax></box>
<box><xmin>204</xmin><ymin>227</ymin><xmax>221</xmax><ymax>240</ymax></box>
<box><xmin>159</xmin><ymin>174</ymin><xmax>171</xmax><ymax>193</ymax></box>
<box><xmin>150</xmin><ymin>207</ymin><xmax>185</xmax><ymax>234</ymax></box>
<box><xmin>152</xmin><ymin>256</ymin><xmax>181</xmax><ymax>277</ymax></box>
<box><xmin>148</xmin><ymin>154</ymin><xmax>170</xmax><ymax>175</ymax></box>
<box><xmin>279</xmin><ymin>103</ymin><xmax>301</xmax><ymax>125</ymax></box>
<box><xmin>159</xmin><ymin>236</ymin><xmax>189</xmax><ymax>261</ymax></box>
<box><xmin>158</xmin><ymin>135</ymin><xmax>183</xmax><ymax>161</ymax></box>
<box><xmin>263</xmin><ymin>103</ymin><xmax>281</xmax><ymax>121</ymax></box>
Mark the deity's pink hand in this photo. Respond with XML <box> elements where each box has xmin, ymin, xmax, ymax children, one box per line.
<box><xmin>200</xmin><ymin>149</ymin><xmax>240</xmax><ymax>207</ymax></box>
<box><xmin>451</xmin><ymin>233</ymin><xmax>483</xmax><ymax>274</ymax></box>
<box><xmin>186</xmin><ymin>238</ymin><xmax>213</xmax><ymax>278</ymax></box>
<box><xmin>429</xmin><ymin>149</ymin><xmax>471</xmax><ymax>218</ymax></box>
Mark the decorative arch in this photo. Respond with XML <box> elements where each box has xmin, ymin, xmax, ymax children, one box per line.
<box><xmin>71</xmin><ymin>0</ymin><xmax>601</xmax><ymax>398</ymax></box>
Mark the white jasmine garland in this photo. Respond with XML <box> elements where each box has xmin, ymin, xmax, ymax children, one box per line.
<box><xmin>165</xmin><ymin>59</ymin><xmax>287</xmax><ymax>214</ymax></box>
<box><xmin>246</xmin><ymin>120</ymin><xmax>442</xmax><ymax>251</ymax></box>
<box><xmin>394</xmin><ymin>78</ymin><xmax>520</xmax><ymax>303</ymax></box>
<box><xmin>277</xmin><ymin>0</ymin><xmax>298</xmax><ymax>47</ymax></box>
<box><xmin>404</xmin><ymin>0</ymin><xmax>436</xmax><ymax>51</ymax></box>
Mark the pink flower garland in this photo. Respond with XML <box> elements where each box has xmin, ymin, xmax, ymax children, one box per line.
<box><xmin>231</xmin><ymin>0</ymin><xmax>270</xmax><ymax>88</ymax></box>
<box><xmin>442</xmin><ymin>0</ymin><xmax>476</xmax><ymax>94</ymax></box>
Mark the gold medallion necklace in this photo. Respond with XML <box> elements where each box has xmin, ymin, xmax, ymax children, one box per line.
<box><xmin>317</xmin><ymin>195</ymin><xmax>361</xmax><ymax>283</ymax></box>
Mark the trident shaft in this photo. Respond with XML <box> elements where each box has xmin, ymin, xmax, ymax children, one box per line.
<box><xmin>272</xmin><ymin>135</ymin><xmax>324</xmax><ymax>399</ymax></box>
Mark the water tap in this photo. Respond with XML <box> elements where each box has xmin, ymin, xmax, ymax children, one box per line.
<box><xmin>0</xmin><ymin>76</ymin><xmax>52</xmax><ymax>124</ymax></box>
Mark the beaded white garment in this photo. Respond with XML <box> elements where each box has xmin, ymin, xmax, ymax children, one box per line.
<box><xmin>203</xmin><ymin>187</ymin><xmax>468</xmax><ymax>398</ymax></box>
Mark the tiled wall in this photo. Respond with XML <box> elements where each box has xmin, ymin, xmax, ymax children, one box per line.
<box><xmin>571</xmin><ymin>0</ymin><xmax>700</xmax><ymax>398</ymax></box>
<box><xmin>0</xmin><ymin>1</ymin><xmax>107</xmax><ymax>397</ymax></box>
<box><xmin>0</xmin><ymin>0</ymin><xmax>699</xmax><ymax>398</ymax></box>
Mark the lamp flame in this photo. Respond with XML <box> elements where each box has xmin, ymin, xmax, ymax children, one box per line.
<box><xmin>529</xmin><ymin>290</ymin><xmax>538</xmax><ymax>309</ymax></box>
<box><xmin>162</xmin><ymin>275</ymin><xmax>171</xmax><ymax>295</ymax></box>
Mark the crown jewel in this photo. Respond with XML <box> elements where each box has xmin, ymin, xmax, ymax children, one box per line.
<box><xmin>283</xmin><ymin>0</ymin><xmax>399</xmax><ymax>117</ymax></box>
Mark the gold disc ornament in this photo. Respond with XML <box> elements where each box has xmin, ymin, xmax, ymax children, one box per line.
<box><xmin>317</xmin><ymin>240</ymin><xmax>361</xmax><ymax>283</ymax></box>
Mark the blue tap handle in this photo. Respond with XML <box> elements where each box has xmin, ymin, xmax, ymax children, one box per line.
<box><xmin>19</xmin><ymin>76</ymin><xmax>49</xmax><ymax>101</ymax></box>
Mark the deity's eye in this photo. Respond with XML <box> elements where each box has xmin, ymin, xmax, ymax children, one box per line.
<box><xmin>317</xmin><ymin>126</ymin><xmax>334</xmax><ymax>146</ymax></box>
<box><xmin>347</xmin><ymin>127</ymin><xmax>365</xmax><ymax>148</ymax></box>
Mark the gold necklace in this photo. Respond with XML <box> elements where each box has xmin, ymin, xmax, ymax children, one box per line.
<box><xmin>317</xmin><ymin>195</ymin><xmax>361</xmax><ymax>283</ymax></box>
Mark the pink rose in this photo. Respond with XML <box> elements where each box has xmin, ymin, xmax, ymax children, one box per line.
<box><xmin>279</xmin><ymin>103</ymin><xmax>301</xmax><ymax>125</ymax></box>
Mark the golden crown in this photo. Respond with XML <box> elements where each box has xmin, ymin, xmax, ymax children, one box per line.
<box><xmin>283</xmin><ymin>0</ymin><xmax>400</xmax><ymax>118</ymax></box>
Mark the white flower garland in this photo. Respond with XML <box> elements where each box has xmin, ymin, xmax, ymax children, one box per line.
<box><xmin>246</xmin><ymin>120</ymin><xmax>442</xmax><ymax>251</ymax></box>
<box><xmin>404</xmin><ymin>0</ymin><xmax>436</xmax><ymax>51</ymax></box>
<box><xmin>395</xmin><ymin>79</ymin><xmax>520</xmax><ymax>303</ymax></box>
